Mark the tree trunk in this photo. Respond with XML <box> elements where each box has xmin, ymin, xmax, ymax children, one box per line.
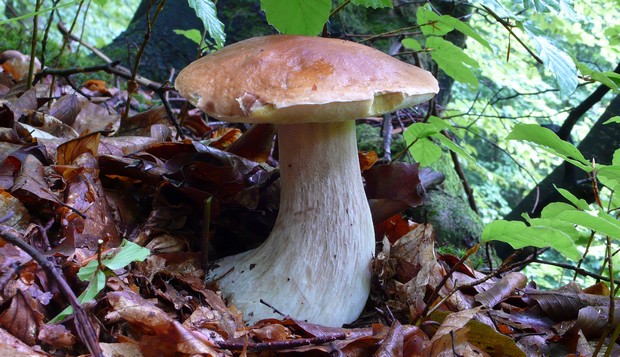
<box><xmin>102</xmin><ymin>0</ymin><xmax>274</xmax><ymax>81</ymax></box>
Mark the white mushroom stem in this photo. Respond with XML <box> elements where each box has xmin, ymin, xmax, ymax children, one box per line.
<box><xmin>207</xmin><ymin>120</ymin><xmax>375</xmax><ymax>327</ymax></box>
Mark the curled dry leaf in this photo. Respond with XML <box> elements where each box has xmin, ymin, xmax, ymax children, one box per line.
<box><xmin>474</xmin><ymin>272</ymin><xmax>527</xmax><ymax>308</ymax></box>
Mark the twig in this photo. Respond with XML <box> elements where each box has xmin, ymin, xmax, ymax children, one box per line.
<box><xmin>447</xmin><ymin>137</ymin><xmax>478</xmax><ymax>213</ymax></box>
<box><xmin>218</xmin><ymin>331</ymin><xmax>350</xmax><ymax>352</ymax></box>
<box><xmin>27</xmin><ymin>0</ymin><xmax>42</xmax><ymax>89</ymax></box>
<box><xmin>0</xmin><ymin>224</ymin><xmax>103</xmax><ymax>357</ymax></box>
<box><xmin>57</xmin><ymin>21</ymin><xmax>112</xmax><ymax>63</ymax></box>
<box><xmin>481</xmin><ymin>5</ymin><xmax>543</xmax><ymax>65</ymax></box>
<box><xmin>531</xmin><ymin>258</ymin><xmax>620</xmax><ymax>286</ymax></box>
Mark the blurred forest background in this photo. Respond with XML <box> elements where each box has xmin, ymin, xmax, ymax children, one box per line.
<box><xmin>2</xmin><ymin>0</ymin><xmax>619</xmax><ymax>289</ymax></box>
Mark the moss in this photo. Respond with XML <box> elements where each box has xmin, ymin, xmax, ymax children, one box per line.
<box><xmin>410</xmin><ymin>190</ymin><xmax>483</xmax><ymax>249</ymax></box>
<box><xmin>356</xmin><ymin>123</ymin><xmax>407</xmax><ymax>157</ymax></box>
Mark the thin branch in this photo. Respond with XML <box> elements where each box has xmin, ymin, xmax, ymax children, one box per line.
<box><xmin>481</xmin><ymin>5</ymin><xmax>543</xmax><ymax>64</ymax></box>
<box><xmin>0</xmin><ymin>224</ymin><xmax>103</xmax><ymax>357</ymax></box>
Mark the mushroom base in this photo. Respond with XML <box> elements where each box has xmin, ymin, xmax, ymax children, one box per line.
<box><xmin>206</xmin><ymin>120</ymin><xmax>375</xmax><ymax>327</ymax></box>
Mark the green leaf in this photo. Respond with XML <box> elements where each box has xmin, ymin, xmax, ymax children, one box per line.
<box><xmin>523</xmin><ymin>24</ymin><xmax>577</xmax><ymax>98</ymax></box>
<box><xmin>554</xmin><ymin>186</ymin><xmax>590</xmax><ymax>210</ymax></box>
<box><xmin>409</xmin><ymin>139</ymin><xmax>442</xmax><ymax>167</ymax></box>
<box><xmin>417</xmin><ymin>4</ymin><xmax>452</xmax><ymax>36</ymax></box>
<box><xmin>77</xmin><ymin>260</ymin><xmax>99</xmax><ymax>282</ymax></box>
<box><xmin>427</xmin><ymin>37</ymin><xmax>479</xmax><ymax>88</ymax></box>
<box><xmin>428</xmin><ymin>116</ymin><xmax>451</xmax><ymax>131</ymax></box>
<box><xmin>103</xmin><ymin>240</ymin><xmax>150</xmax><ymax>270</ymax></box>
<box><xmin>402</xmin><ymin>38</ymin><xmax>422</xmax><ymax>51</ymax></box>
<box><xmin>541</xmin><ymin>202</ymin><xmax>620</xmax><ymax>240</ymax></box>
<box><xmin>188</xmin><ymin>0</ymin><xmax>225</xmax><ymax>48</ymax></box>
<box><xmin>604</xmin><ymin>25</ymin><xmax>620</xmax><ymax>46</ymax></box>
<box><xmin>173</xmin><ymin>29</ymin><xmax>203</xmax><ymax>46</ymax></box>
<box><xmin>93</xmin><ymin>0</ymin><xmax>106</xmax><ymax>6</ymax></box>
<box><xmin>482</xmin><ymin>220</ymin><xmax>581</xmax><ymax>261</ymax></box>
<box><xmin>404</xmin><ymin>122</ymin><xmax>439</xmax><ymax>140</ymax></box>
<box><xmin>351</xmin><ymin>0</ymin><xmax>392</xmax><ymax>9</ymax></box>
<box><xmin>50</xmin><ymin>270</ymin><xmax>106</xmax><ymax>323</ymax></box>
<box><xmin>260</xmin><ymin>0</ymin><xmax>331</xmax><ymax>35</ymax></box>
<box><xmin>431</xmin><ymin>133</ymin><xmax>476</xmax><ymax>164</ymax></box>
<box><xmin>436</xmin><ymin>15</ymin><xmax>492</xmax><ymax>51</ymax></box>
<box><xmin>506</xmin><ymin>124</ymin><xmax>590</xmax><ymax>171</ymax></box>
<box><xmin>604</xmin><ymin>116</ymin><xmax>620</xmax><ymax>125</ymax></box>
<box><xmin>520</xmin><ymin>0</ymin><xmax>575</xmax><ymax>16</ymax></box>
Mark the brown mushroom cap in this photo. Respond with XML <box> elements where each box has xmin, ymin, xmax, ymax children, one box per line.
<box><xmin>175</xmin><ymin>35</ymin><xmax>439</xmax><ymax>124</ymax></box>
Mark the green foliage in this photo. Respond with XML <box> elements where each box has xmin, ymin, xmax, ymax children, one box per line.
<box><xmin>188</xmin><ymin>0</ymin><xmax>225</xmax><ymax>48</ymax></box>
<box><xmin>50</xmin><ymin>240</ymin><xmax>150</xmax><ymax>323</ymax></box>
<box><xmin>403</xmin><ymin>116</ymin><xmax>475</xmax><ymax>167</ymax></box>
<box><xmin>484</xmin><ymin>124</ymin><xmax>620</xmax><ymax>267</ymax></box>
<box><xmin>260</xmin><ymin>0</ymin><xmax>331</xmax><ymax>35</ymax></box>
<box><xmin>506</xmin><ymin>124</ymin><xmax>590</xmax><ymax>171</ymax></box>
<box><xmin>173</xmin><ymin>29</ymin><xmax>203</xmax><ymax>45</ymax></box>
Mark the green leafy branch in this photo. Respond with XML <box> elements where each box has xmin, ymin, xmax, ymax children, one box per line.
<box><xmin>482</xmin><ymin>123</ymin><xmax>620</xmax><ymax>270</ymax></box>
<box><xmin>50</xmin><ymin>239</ymin><xmax>150</xmax><ymax>323</ymax></box>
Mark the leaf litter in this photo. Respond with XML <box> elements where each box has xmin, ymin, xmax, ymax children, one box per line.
<box><xmin>0</xmin><ymin>54</ymin><xmax>618</xmax><ymax>356</ymax></box>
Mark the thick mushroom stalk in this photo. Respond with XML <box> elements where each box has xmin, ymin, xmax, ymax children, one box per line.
<box><xmin>207</xmin><ymin>120</ymin><xmax>374</xmax><ymax>326</ymax></box>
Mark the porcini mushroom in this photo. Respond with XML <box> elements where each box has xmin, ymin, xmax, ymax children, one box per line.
<box><xmin>175</xmin><ymin>35</ymin><xmax>438</xmax><ymax>327</ymax></box>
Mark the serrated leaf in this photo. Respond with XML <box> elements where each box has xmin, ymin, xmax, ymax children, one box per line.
<box><xmin>523</xmin><ymin>24</ymin><xmax>577</xmax><ymax>98</ymax></box>
<box><xmin>402</xmin><ymin>38</ymin><xmax>422</xmax><ymax>51</ymax></box>
<box><xmin>427</xmin><ymin>37</ymin><xmax>479</xmax><ymax>88</ymax></box>
<box><xmin>482</xmin><ymin>220</ymin><xmax>581</xmax><ymax>261</ymax></box>
<box><xmin>351</xmin><ymin>0</ymin><xmax>392</xmax><ymax>9</ymax></box>
<box><xmin>260</xmin><ymin>0</ymin><xmax>331</xmax><ymax>36</ymax></box>
<box><xmin>188</xmin><ymin>0</ymin><xmax>225</xmax><ymax>48</ymax></box>
<box><xmin>554</xmin><ymin>185</ymin><xmax>590</xmax><ymax>210</ymax></box>
<box><xmin>103</xmin><ymin>240</ymin><xmax>150</xmax><ymax>270</ymax></box>
<box><xmin>604</xmin><ymin>116</ymin><xmax>620</xmax><ymax>125</ymax></box>
<box><xmin>409</xmin><ymin>139</ymin><xmax>442</xmax><ymax>167</ymax></box>
<box><xmin>506</xmin><ymin>124</ymin><xmax>590</xmax><ymax>171</ymax></box>
<box><xmin>173</xmin><ymin>29</ymin><xmax>203</xmax><ymax>46</ymax></box>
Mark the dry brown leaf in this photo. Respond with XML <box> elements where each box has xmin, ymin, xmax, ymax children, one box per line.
<box><xmin>37</xmin><ymin>323</ymin><xmax>76</xmax><ymax>349</ymax></box>
<box><xmin>0</xmin><ymin>326</ymin><xmax>46</xmax><ymax>356</ymax></box>
<box><xmin>359</xmin><ymin>150</ymin><xmax>378</xmax><ymax>171</ymax></box>
<box><xmin>105</xmin><ymin>291</ymin><xmax>222</xmax><ymax>356</ymax></box>
<box><xmin>474</xmin><ymin>272</ymin><xmax>527</xmax><ymax>308</ymax></box>
<box><xmin>0</xmin><ymin>290</ymin><xmax>43</xmax><ymax>346</ymax></box>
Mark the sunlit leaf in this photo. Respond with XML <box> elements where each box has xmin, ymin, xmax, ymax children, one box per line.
<box><xmin>506</xmin><ymin>124</ymin><xmax>590</xmax><ymax>171</ymax></box>
<box><xmin>410</xmin><ymin>139</ymin><xmax>442</xmax><ymax>167</ymax></box>
<box><xmin>402</xmin><ymin>38</ymin><xmax>422</xmax><ymax>51</ymax></box>
<box><xmin>482</xmin><ymin>219</ymin><xmax>581</xmax><ymax>260</ymax></box>
<box><xmin>427</xmin><ymin>36</ymin><xmax>479</xmax><ymax>88</ymax></box>
<box><xmin>523</xmin><ymin>24</ymin><xmax>578</xmax><ymax>98</ymax></box>
<box><xmin>103</xmin><ymin>240</ymin><xmax>150</xmax><ymax>270</ymax></box>
<box><xmin>604</xmin><ymin>116</ymin><xmax>620</xmax><ymax>125</ymax></box>
<box><xmin>542</xmin><ymin>202</ymin><xmax>620</xmax><ymax>240</ymax></box>
<box><xmin>188</xmin><ymin>0</ymin><xmax>225</xmax><ymax>48</ymax></box>
<box><xmin>431</xmin><ymin>133</ymin><xmax>476</xmax><ymax>164</ymax></box>
<box><xmin>173</xmin><ymin>29</ymin><xmax>203</xmax><ymax>45</ymax></box>
<box><xmin>260</xmin><ymin>0</ymin><xmax>331</xmax><ymax>35</ymax></box>
<box><xmin>417</xmin><ymin>4</ymin><xmax>452</xmax><ymax>36</ymax></box>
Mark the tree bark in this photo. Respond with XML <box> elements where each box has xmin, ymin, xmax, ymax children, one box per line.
<box><xmin>102</xmin><ymin>0</ymin><xmax>274</xmax><ymax>81</ymax></box>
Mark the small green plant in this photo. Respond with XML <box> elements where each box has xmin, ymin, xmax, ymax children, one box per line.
<box><xmin>50</xmin><ymin>239</ymin><xmax>150</xmax><ymax>323</ymax></box>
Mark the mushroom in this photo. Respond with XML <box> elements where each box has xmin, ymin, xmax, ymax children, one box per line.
<box><xmin>175</xmin><ymin>35</ymin><xmax>438</xmax><ymax>327</ymax></box>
